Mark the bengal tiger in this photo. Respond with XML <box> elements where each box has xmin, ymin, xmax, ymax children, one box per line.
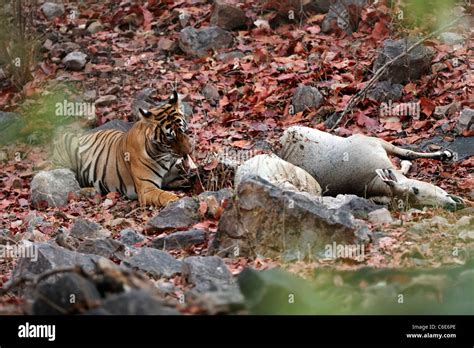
<box><xmin>53</xmin><ymin>91</ymin><xmax>192</xmax><ymax>207</ymax></box>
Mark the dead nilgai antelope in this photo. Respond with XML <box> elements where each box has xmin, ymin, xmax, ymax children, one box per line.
<box><xmin>280</xmin><ymin>126</ymin><xmax>464</xmax><ymax>210</ymax></box>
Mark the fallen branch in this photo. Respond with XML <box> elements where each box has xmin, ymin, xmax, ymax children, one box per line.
<box><xmin>329</xmin><ymin>15</ymin><xmax>468</xmax><ymax>132</ymax></box>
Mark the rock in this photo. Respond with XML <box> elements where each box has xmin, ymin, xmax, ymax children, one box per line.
<box><xmin>373</xmin><ymin>38</ymin><xmax>434</xmax><ymax>84</ymax></box>
<box><xmin>202</xmin><ymin>83</ymin><xmax>220</xmax><ymax>104</ymax></box>
<box><xmin>209</xmin><ymin>176</ymin><xmax>369</xmax><ymax>260</ymax></box>
<box><xmin>70</xmin><ymin>218</ymin><xmax>111</xmax><ymax>239</ymax></box>
<box><xmin>216</xmin><ymin>50</ymin><xmax>244</xmax><ymax>62</ymax></box>
<box><xmin>210</xmin><ymin>1</ymin><xmax>248</xmax><ymax>30</ymax></box>
<box><xmin>83</xmin><ymin>89</ymin><xmax>97</xmax><ymax>102</ymax></box>
<box><xmin>235</xmin><ymin>154</ymin><xmax>322</xmax><ymax>196</ymax></box>
<box><xmin>77</xmin><ymin>238</ymin><xmax>125</xmax><ymax>258</ymax></box>
<box><xmin>124</xmin><ymin>247</ymin><xmax>182</xmax><ymax>278</ymax></box>
<box><xmin>40</xmin><ymin>2</ymin><xmax>64</xmax><ymax>20</ymax></box>
<box><xmin>197</xmin><ymin>188</ymin><xmax>233</xmax><ymax>204</ymax></box>
<box><xmin>119</xmin><ymin>229</ymin><xmax>146</xmax><ymax>246</ymax></box>
<box><xmin>87</xmin><ymin>21</ymin><xmax>104</xmax><ymax>34</ymax></box>
<box><xmin>185</xmin><ymin>287</ymin><xmax>245</xmax><ymax>314</ymax></box>
<box><xmin>321</xmin><ymin>194</ymin><xmax>382</xmax><ymax>219</ymax></box>
<box><xmin>179</xmin><ymin>26</ymin><xmax>233</xmax><ymax>58</ymax></box>
<box><xmin>457</xmin><ymin>108</ymin><xmax>473</xmax><ymax>134</ymax></box>
<box><xmin>459</xmin><ymin>230</ymin><xmax>474</xmax><ymax>241</ymax></box>
<box><xmin>157</xmin><ymin>37</ymin><xmax>178</xmax><ymax>52</ymax></box>
<box><xmin>13</xmin><ymin>242</ymin><xmax>105</xmax><ymax>280</ymax></box>
<box><xmin>368</xmin><ymin>208</ymin><xmax>393</xmax><ymax>225</ymax></box>
<box><xmin>62</xmin><ymin>51</ymin><xmax>87</xmax><ymax>71</ymax></box>
<box><xmin>42</xmin><ymin>38</ymin><xmax>54</xmax><ymax>51</ymax></box>
<box><xmin>321</xmin><ymin>0</ymin><xmax>367</xmax><ymax>34</ymax></box>
<box><xmin>85</xmin><ymin>290</ymin><xmax>179</xmax><ymax>315</ymax></box>
<box><xmin>95</xmin><ymin>95</ymin><xmax>117</xmax><ymax>107</ymax></box>
<box><xmin>0</xmin><ymin>111</ymin><xmax>25</xmax><ymax>145</ymax></box>
<box><xmin>291</xmin><ymin>84</ymin><xmax>323</xmax><ymax>113</ymax></box>
<box><xmin>30</xmin><ymin>169</ymin><xmax>80</xmax><ymax>209</ymax></box>
<box><xmin>367</xmin><ymin>81</ymin><xmax>403</xmax><ymax>103</ymax></box>
<box><xmin>182</xmin><ymin>256</ymin><xmax>234</xmax><ymax>292</ymax></box>
<box><xmin>439</xmin><ymin>32</ymin><xmax>464</xmax><ymax>45</ymax></box>
<box><xmin>105</xmin><ymin>85</ymin><xmax>120</xmax><ymax>95</ymax></box>
<box><xmin>151</xmin><ymin>229</ymin><xmax>206</xmax><ymax>250</ymax></box>
<box><xmin>433</xmin><ymin>102</ymin><xmax>460</xmax><ymax>119</ymax></box>
<box><xmin>51</xmin><ymin>42</ymin><xmax>81</xmax><ymax>59</ymax></box>
<box><xmin>146</xmin><ymin>197</ymin><xmax>199</xmax><ymax>234</ymax></box>
<box><xmin>32</xmin><ymin>273</ymin><xmax>101</xmax><ymax>315</ymax></box>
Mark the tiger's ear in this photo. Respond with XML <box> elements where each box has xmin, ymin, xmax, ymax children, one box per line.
<box><xmin>139</xmin><ymin>108</ymin><xmax>152</xmax><ymax>118</ymax></box>
<box><xmin>169</xmin><ymin>90</ymin><xmax>179</xmax><ymax>107</ymax></box>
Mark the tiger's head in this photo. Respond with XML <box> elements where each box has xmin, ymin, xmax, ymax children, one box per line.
<box><xmin>138</xmin><ymin>91</ymin><xmax>192</xmax><ymax>158</ymax></box>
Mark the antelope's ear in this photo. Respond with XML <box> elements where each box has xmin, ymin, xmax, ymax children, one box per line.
<box><xmin>375</xmin><ymin>168</ymin><xmax>398</xmax><ymax>187</ymax></box>
<box><xmin>169</xmin><ymin>90</ymin><xmax>179</xmax><ymax>107</ymax></box>
<box><xmin>139</xmin><ymin>108</ymin><xmax>152</xmax><ymax>118</ymax></box>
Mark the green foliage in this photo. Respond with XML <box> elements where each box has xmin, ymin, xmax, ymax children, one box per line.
<box><xmin>239</xmin><ymin>260</ymin><xmax>474</xmax><ymax>315</ymax></box>
<box><xmin>396</xmin><ymin>0</ymin><xmax>461</xmax><ymax>31</ymax></box>
<box><xmin>16</xmin><ymin>83</ymin><xmax>82</xmax><ymax>144</ymax></box>
<box><xmin>0</xmin><ymin>0</ymin><xmax>40</xmax><ymax>90</ymax></box>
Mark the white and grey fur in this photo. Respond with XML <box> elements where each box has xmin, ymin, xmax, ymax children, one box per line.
<box><xmin>280</xmin><ymin>126</ymin><xmax>464</xmax><ymax>210</ymax></box>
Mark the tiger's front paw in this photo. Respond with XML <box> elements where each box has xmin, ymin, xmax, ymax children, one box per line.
<box><xmin>158</xmin><ymin>191</ymin><xmax>179</xmax><ymax>206</ymax></box>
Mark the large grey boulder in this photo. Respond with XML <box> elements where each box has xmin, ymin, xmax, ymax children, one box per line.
<box><xmin>30</xmin><ymin>169</ymin><xmax>80</xmax><ymax>208</ymax></box>
<box><xmin>209</xmin><ymin>176</ymin><xmax>369</xmax><ymax>260</ymax></box>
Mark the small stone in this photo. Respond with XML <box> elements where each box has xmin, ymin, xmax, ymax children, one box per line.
<box><xmin>457</xmin><ymin>108</ymin><xmax>473</xmax><ymax>134</ymax></box>
<box><xmin>40</xmin><ymin>2</ymin><xmax>64</xmax><ymax>20</ymax></box>
<box><xmin>292</xmin><ymin>84</ymin><xmax>324</xmax><ymax>113</ymax></box>
<box><xmin>368</xmin><ymin>208</ymin><xmax>393</xmax><ymax>225</ymax></box>
<box><xmin>62</xmin><ymin>51</ymin><xmax>87</xmax><ymax>71</ymax></box>
<box><xmin>95</xmin><ymin>95</ymin><xmax>117</xmax><ymax>107</ymax></box>
<box><xmin>202</xmin><ymin>83</ymin><xmax>220</xmax><ymax>103</ymax></box>
<box><xmin>157</xmin><ymin>37</ymin><xmax>178</xmax><ymax>52</ymax></box>
<box><xmin>151</xmin><ymin>229</ymin><xmax>206</xmax><ymax>250</ymax></box>
<box><xmin>83</xmin><ymin>90</ymin><xmax>97</xmax><ymax>102</ymax></box>
<box><xmin>87</xmin><ymin>21</ymin><xmax>104</xmax><ymax>34</ymax></box>
<box><xmin>105</xmin><ymin>85</ymin><xmax>120</xmax><ymax>95</ymax></box>
<box><xmin>182</xmin><ymin>256</ymin><xmax>234</xmax><ymax>292</ymax></box>
<box><xmin>210</xmin><ymin>1</ymin><xmax>248</xmax><ymax>31</ymax></box>
<box><xmin>179</xmin><ymin>26</ymin><xmax>233</xmax><ymax>58</ymax></box>
<box><xmin>70</xmin><ymin>218</ymin><xmax>111</xmax><ymax>240</ymax></box>
<box><xmin>119</xmin><ymin>229</ymin><xmax>146</xmax><ymax>246</ymax></box>
<box><xmin>146</xmin><ymin>197</ymin><xmax>199</xmax><ymax>234</ymax></box>
<box><xmin>125</xmin><ymin>247</ymin><xmax>182</xmax><ymax>278</ymax></box>
<box><xmin>367</xmin><ymin>81</ymin><xmax>403</xmax><ymax>103</ymax></box>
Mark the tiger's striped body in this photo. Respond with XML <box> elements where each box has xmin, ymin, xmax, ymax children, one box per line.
<box><xmin>53</xmin><ymin>91</ymin><xmax>191</xmax><ymax>207</ymax></box>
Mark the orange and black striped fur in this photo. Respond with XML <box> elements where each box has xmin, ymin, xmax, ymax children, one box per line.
<box><xmin>53</xmin><ymin>91</ymin><xmax>192</xmax><ymax>207</ymax></box>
